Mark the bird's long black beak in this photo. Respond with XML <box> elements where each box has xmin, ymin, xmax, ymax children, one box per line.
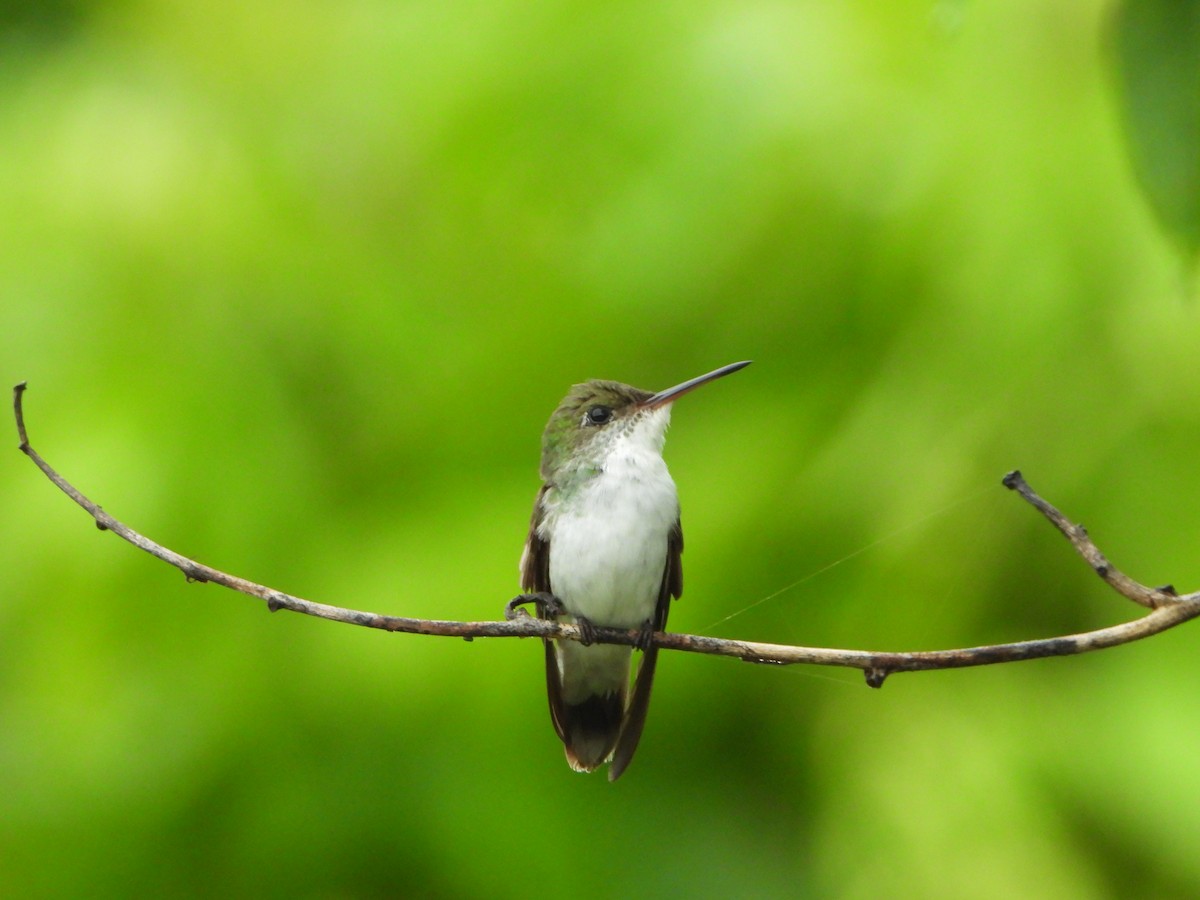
<box><xmin>640</xmin><ymin>360</ymin><xmax>751</xmax><ymax>410</ymax></box>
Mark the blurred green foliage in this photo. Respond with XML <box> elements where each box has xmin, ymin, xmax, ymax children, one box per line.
<box><xmin>1112</xmin><ymin>0</ymin><xmax>1200</xmax><ymax>266</ymax></box>
<box><xmin>3</xmin><ymin>0</ymin><xmax>1200</xmax><ymax>897</ymax></box>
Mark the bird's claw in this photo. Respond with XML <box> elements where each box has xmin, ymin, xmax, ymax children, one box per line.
<box><xmin>505</xmin><ymin>592</ymin><xmax>566</xmax><ymax>622</ymax></box>
<box><xmin>505</xmin><ymin>594</ymin><xmax>536</xmax><ymax>621</ymax></box>
<box><xmin>634</xmin><ymin>619</ymin><xmax>656</xmax><ymax>652</ymax></box>
<box><xmin>501</xmin><ymin>600</ymin><xmax>530</xmax><ymax>619</ymax></box>
<box><xmin>536</xmin><ymin>593</ymin><xmax>565</xmax><ymax>619</ymax></box>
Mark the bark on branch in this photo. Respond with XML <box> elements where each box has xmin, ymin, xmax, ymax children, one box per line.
<box><xmin>14</xmin><ymin>382</ymin><xmax>1200</xmax><ymax>688</ymax></box>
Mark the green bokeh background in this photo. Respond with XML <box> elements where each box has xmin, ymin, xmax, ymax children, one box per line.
<box><xmin>3</xmin><ymin>1</ymin><xmax>1199</xmax><ymax>897</ymax></box>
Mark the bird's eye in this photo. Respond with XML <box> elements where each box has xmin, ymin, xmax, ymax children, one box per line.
<box><xmin>586</xmin><ymin>406</ymin><xmax>613</xmax><ymax>426</ymax></box>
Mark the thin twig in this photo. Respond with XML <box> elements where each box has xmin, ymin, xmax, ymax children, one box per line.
<box><xmin>14</xmin><ymin>382</ymin><xmax>1200</xmax><ymax>687</ymax></box>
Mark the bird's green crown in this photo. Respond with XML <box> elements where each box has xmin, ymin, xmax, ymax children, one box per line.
<box><xmin>539</xmin><ymin>380</ymin><xmax>652</xmax><ymax>480</ymax></box>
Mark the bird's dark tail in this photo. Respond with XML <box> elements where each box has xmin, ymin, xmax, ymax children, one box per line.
<box><xmin>559</xmin><ymin>692</ymin><xmax>624</xmax><ymax>772</ymax></box>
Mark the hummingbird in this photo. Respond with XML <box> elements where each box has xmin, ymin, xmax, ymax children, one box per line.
<box><xmin>518</xmin><ymin>360</ymin><xmax>750</xmax><ymax>780</ymax></box>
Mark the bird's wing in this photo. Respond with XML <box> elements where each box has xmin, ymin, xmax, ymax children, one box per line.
<box><xmin>521</xmin><ymin>485</ymin><xmax>568</xmax><ymax>743</ymax></box>
<box><xmin>608</xmin><ymin>514</ymin><xmax>682</xmax><ymax>781</ymax></box>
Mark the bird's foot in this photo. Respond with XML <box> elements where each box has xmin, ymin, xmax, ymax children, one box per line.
<box><xmin>575</xmin><ymin>615</ymin><xmax>598</xmax><ymax>647</ymax></box>
<box><xmin>634</xmin><ymin>618</ymin><xmax>656</xmax><ymax>652</ymax></box>
<box><xmin>505</xmin><ymin>592</ymin><xmax>564</xmax><ymax>621</ymax></box>
<box><xmin>504</xmin><ymin>594</ymin><xmax>534</xmax><ymax>620</ymax></box>
<box><xmin>537</xmin><ymin>593</ymin><xmax>566</xmax><ymax>619</ymax></box>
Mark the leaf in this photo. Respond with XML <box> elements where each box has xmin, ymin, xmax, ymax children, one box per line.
<box><xmin>1111</xmin><ymin>0</ymin><xmax>1200</xmax><ymax>267</ymax></box>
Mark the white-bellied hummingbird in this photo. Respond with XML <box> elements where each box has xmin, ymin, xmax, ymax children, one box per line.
<box><xmin>517</xmin><ymin>360</ymin><xmax>750</xmax><ymax>780</ymax></box>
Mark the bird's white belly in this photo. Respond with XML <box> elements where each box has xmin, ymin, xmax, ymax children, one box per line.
<box><xmin>545</xmin><ymin>461</ymin><xmax>678</xmax><ymax>630</ymax></box>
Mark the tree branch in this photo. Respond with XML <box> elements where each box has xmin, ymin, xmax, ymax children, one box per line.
<box><xmin>14</xmin><ymin>382</ymin><xmax>1200</xmax><ymax>687</ymax></box>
